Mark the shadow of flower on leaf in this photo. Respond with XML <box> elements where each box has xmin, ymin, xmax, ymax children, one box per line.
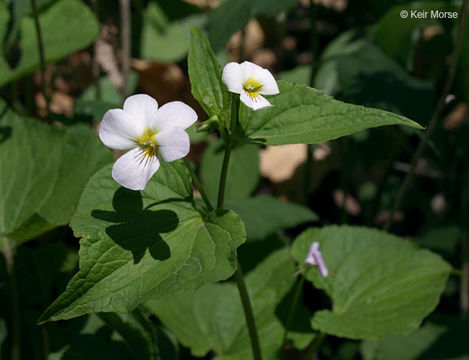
<box><xmin>91</xmin><ymin>187</ymin><xmax>179</xmax><ymax>264</ymax></box>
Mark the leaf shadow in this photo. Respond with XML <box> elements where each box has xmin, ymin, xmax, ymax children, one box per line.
<box><xmin>0</xmin><ymin>126</ymin><xmax>12</xmax><ymax>145</ymax></box>
<box><xmin>91</xmin><ymin>187</ymin><xmax>179</xmax><ymax>264</ymax></box>
<box><xmin>0</xmin><ymin>103</ymin><xmax>11</xmax><ymax>145</ymax></box>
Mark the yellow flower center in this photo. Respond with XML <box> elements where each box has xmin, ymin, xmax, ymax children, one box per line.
<box><xmin>135</xmin><ymin>128</ymin><xmax>158</xmax><ymax>158</ymax></box>
<box><xmin>243</xmin><ymin>78</ymin><xmax>263</xmax><ymax>98</ymax></box>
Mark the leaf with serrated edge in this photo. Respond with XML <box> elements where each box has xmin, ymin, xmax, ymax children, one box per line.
<box><xmin>39</xmin><ymin>161</ymin><xmax>245</xmax><ymax>323</ymax></box>
<box><xmin>239</xmin><ymin>81</ymin><xmax>423</xmax><ymax>145</ymax></box>
<box><xmin>291</xmin><ymin>226</ymin><xmax>451</xmax><ymax>340</ymax></box>
<box><xmin>188</xmin><ymin>27</ymin><xmax>230</xmax><ymax>127</ymax></box>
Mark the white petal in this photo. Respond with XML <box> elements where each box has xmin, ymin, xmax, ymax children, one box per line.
<box><xmin>240</xmin><ymin>61</ymin><xmax>265</xmax><ymax>79</ymax></box>
<box><xmin>240</xmin><ymin>92</ymin><xmax>272</xmax><ymax>111</ymax></box>
<box><xmin>112</xmin><ymin>148</ymin><xmax>160</xmax><ymax>191</ymax></box>
<box><xmin>155</xmin><ymin>127</ymin><xmax>190</xmax><ymax>162</ymax></box>
<box><xmin>123</xmin><ymin>94</ymin><xmax>159</xmax><ymax>129</ymax></box>
<box><xmin>222</xmin><ymin>62</ymin><xmax>244</xmax><ymax>94</ymax></box>
<box><xmin>152</xmin><ymin>101</ymin><xmax>198</xmax><ymax>132</ymax></box>
<box><xmin>99</xmin><ymin>109</ymin><xmax>141</xmax><ymax>150</ymax></box>
<box><xmin>258</xmin><ymin>69</ymin><xmax>279</xmax><ymax>95</ymax></box>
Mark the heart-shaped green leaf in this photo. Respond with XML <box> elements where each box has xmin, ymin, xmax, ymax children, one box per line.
<box><xmin>39</xmin><ymin>161</ymin><xmax>246</xmax><ymax>323</ymax></box>
<box><xmin>291</xmin><ymin>226</ymin><xmax>451</xmax><ymax>340</ymax></box>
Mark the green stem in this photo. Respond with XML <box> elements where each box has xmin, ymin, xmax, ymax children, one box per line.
<box><xmin>183</xmin><ymin>158</ymin><xmax>214</xmax><ymax>212</ymax></box>
<box><xmin>302</xmin><ymin>332</ymin><xmax>326</xmax><ymax>360</ymax></box>
<box><xmin>217</xmin><ymin>98</ymin><xmax>262</xmax><ymax>360</ymax></box>
<box><xmin>217</xmin><ymin>140</ymin><xmax>232</xmax><ymax>210</ymax></box>
<box><xmin>281</xmin><ymin>271</ymin><xmax>308</xmax><ymax>356</ymax></box>
<box><xmin>233</xmin><ymin>261</ymin><xmax>263</xmax><ymax>360</ymax></box>
<box><xmin>384</xmin><ymin>0</ymin><xmax>469</xmax><ymax>231</ymax></box>
<box><xmin>230</xmin><ymin>94</ymin><xmax>239</xmax><ymax>135</ymax></box>
<box><xmin>217</xmin><ymin>96</ymin><xmax>236</xmax><ymax>210</ymax></box>
<box><xmin>30</xmin><ymin>0</ymin><xmax>50</xmax><ymax>118</ymax></box>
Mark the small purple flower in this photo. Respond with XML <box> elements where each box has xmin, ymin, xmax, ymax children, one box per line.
<box><xmin>305</xmin><ymin>242</ymin><xmax>328</xmax><ymax>278</ymax></box>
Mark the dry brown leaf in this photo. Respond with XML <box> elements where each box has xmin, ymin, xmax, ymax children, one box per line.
<box><xmin>443</xmin><ymin>102</ymin><xmax>468</xmax><ymax>130</ymax></box>
<box><xmin>422</xmin><ymin>24</ymin><xmax>445</xmax><ymax>41</ymax></box>
<box><xmin>260</xmin><ymin>144</ymin><xmax>308</xmax><ymax>183</ymax></box>
<box><xmin>333</xmin><ymin>189</ymin><xmax>361</xmax><ymax>216</ymax></box>
<box><xmin>307</xmin><ymin>0</ymin><xmax>347</xmax><ymax>11</ymax></box>
<box><xmin>132</xmin><ymin>60</ymin><xmax>186</xmax><ymax>105</ymax></box>
<box><xmin>183</xmin><ymin>0</ymin><xmax>220</xmax><ymax>9</ymax></box>
<box><xmin>227</xmin><ymin>19</ymin><xmax>265</xmax><ymax>61</ymax></box>
<box><xmin>251</xmin><ymin>49</ymin><xmax>277</xmax><ymax>69</ymax></box>
<box><xmin>36</xmin><ymin>91</ymin><xmax>74</xmax><ymax>117</ymax></box>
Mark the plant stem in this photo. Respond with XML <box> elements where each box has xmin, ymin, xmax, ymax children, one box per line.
<box><xmin>233</xmin><ymin>261</ymin><xmax>263</xmax><ymax>360</ymax></box>
<box><xmin>120</xmin><ymin>0</ymin><xmax>131</xmax><ymax>100</ymax></box>
<box><xmin>217</xmin><ymin>98</ymin><xmax>262</xmax><ymax>360</ymax></box>
<box><xmin>30</xmin><ymin>0</ymin><xmax>50</xmax><ymax>117</ymax></box>
<box><xmin>183</xmin><ymin>158</ymin><xmax>214</xmax><ymax>212</ymax></box>
<box><xmin>302</xmin><ymin>332</ymin><xmax>326</xmax><ymax>360</ymax></box>
<box><xmin>384</xmin><ymin>0</ymin><xmax>469</xmax><ymax>231</ymax></box>
<box><xmin>230</xmin><ymin>94</ymin><xmax>239</xmax><ymax>135</ymax></box>
<box><xmin>281</xmin><ymin>271</ymin><xmax>307</xmax><ymax>356</ymax></box>
<box><xmin>216</xmin><ymin>140</ymin><xmax>232</xmax><ymax>210</ymax></box>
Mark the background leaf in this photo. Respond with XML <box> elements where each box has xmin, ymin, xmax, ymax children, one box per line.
<box><xmin>291</xmin><ymin>226</ymin><xmax>451</xmax><ymax>340</ymax></box>
<box><xmin>0</xmin><ymin>0</ymin><xmax>99</xmax><ymax>87</ymax></box>
<box><xmin>335</xmin><ymin>40</ymin><xmax>434</xmax><ymax>123</ymax></box>
<box><xmin>200</xmin><ymin>140</ymin><xmax>259</xmax><ymax>201</ymax></box>
<box><xmin>147</xmin><ymin>248</ymin><xmax>315</xmax><ymax>359</ymax></box>
<box><xmin>226</xmin><ymin>195</ymin><xmax>318</xmax><ymax>240</ymax></box>
<box><xmin>141</xmin><ymin>2</ymin><xmax>204</xmax><ymax>63</ymax></box>
<box><xmin>361</xmin><ymin>314</ymin><xmax>469</xmax><ymax>360</ymax></box>
<box><xmin>0</xmin><ymin>101</ymin><xmax>113</xmax><ymax>247</ymax></box>
<box><xmin>208</xmin><ymin>0</ymin><xmax>299</xmax><ymax>52</ymax></box>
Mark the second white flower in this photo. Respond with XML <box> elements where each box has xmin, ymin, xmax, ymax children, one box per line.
<box><xmin>222</xmin><ymin>61</ymin><xmax>279</xmax><ymax>110</ymax></box>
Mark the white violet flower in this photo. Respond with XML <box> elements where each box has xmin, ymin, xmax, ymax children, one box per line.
<box><xmin>305</xmin><ymin>242</ymin><xmax>328</xmax><ymax>278</ymax></box>
<box><xmin>99</xmin><ymin>94</ymin><xmax>197</xmax><ymax>191</ymax></box>
<box><xmin>222</xmin><ymin>61</ymin><xmax>279</xmax><ymax>110</ymax></box>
